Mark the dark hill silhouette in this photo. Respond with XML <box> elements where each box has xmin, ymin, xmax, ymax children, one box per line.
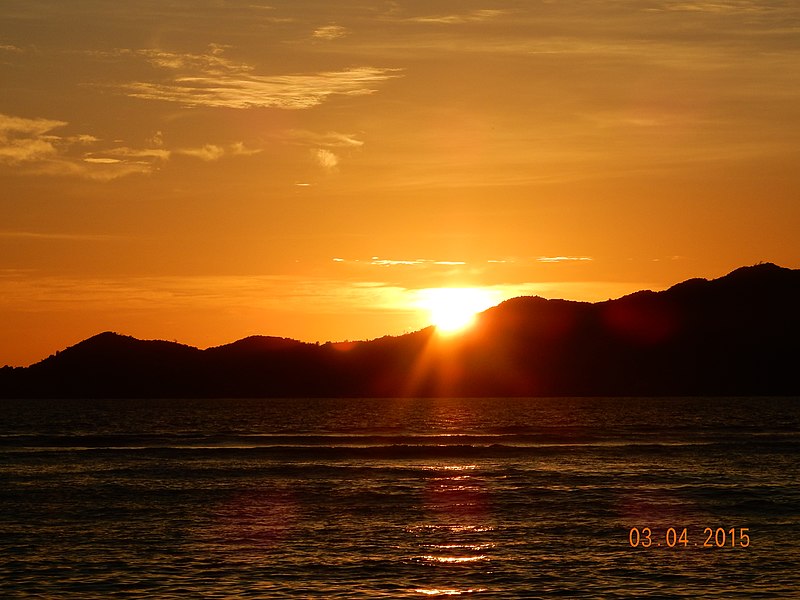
<box><xmin>1</xmin><ymin>263</ymin><xmax>798</xmax><ymax>398</ymax></box>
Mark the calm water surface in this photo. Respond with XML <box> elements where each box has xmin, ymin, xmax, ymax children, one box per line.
<box><xmin>1</xmin><ymin>397</ymin><xmax>799</xmax><ymax>598</ymax></box>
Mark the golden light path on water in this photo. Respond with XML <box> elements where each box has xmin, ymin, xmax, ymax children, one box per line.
<box><xmin>420</xmin><ymin>555</ymin><xmax>489</xmax><ymax>564</ymax></box>
<box><xmin>415</xmin><ymin>588</ymin><xmax>489</xmax><ymax>596</ymax></box>
<box><xmin>409</xmin><ymin>463</ymin><xmax>495</xmax><ymax>596</ymax></box>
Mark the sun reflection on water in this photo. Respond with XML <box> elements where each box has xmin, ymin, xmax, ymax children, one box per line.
<box><xmin>404</xmin><ymin>462</ymin><xmax>497</xmax><ymax>596</ymax></box>
<box><xmin>420</xmin><ymin>464</ymin><xmax>478</xmax><ymax>472</ymax></box>
<box><xmin>423</xmin><ymin>543</ymin><xmax>495</xmax><ymax>551</ymax></box>
<box><xmin>414</xmin><ymin>588</ymin><xmax>488</xmax><ymax>596</ymax></box>
<box><xmin>418</xmin><ymin>555</ymin><xmax>489</xmax><ymax>564</ymax></box>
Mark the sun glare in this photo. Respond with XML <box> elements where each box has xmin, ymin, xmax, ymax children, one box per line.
<box><xmin>416</xmin><ymin>288</ymin><xmax>499</xmax><ymax>335</ymax></box>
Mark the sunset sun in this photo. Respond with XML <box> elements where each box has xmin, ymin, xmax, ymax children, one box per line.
<box><xmin>416</xmin><ymin>288</ymin><xmax>499</xmax><ymax>335</ymax></box>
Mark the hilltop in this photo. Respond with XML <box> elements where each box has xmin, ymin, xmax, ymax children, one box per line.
<box><xmin>1</xmin><ymin>263</ymin><xmax>798</xmax><ymax>397</ymax></box>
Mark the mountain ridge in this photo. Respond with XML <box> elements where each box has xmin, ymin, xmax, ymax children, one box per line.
<box><xmin>2</xmin><ymin>263</ymin><xmax>798</xmax><ymax>398</ymax></box>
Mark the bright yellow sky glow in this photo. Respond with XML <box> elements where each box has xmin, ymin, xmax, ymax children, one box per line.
<box><xmin>1</xmin><ymin>1</ymin><xmax>799</xmax><ymax>365</ymax></box>
<box><xmin>416</xmin><ymin>288</ymin><xmax>500</xmax><ymax>334</ymax></box>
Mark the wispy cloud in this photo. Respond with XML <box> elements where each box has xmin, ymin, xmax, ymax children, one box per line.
<box><xmin>0</xmin><ymin>113</ymin><xmax>148</xmax><ymax>180</ymax></box>
<box><xmin>1</xmin><ymin>112</ymin><xmax>260</xmax><ymax>179</ymax></box>
<box><xmin>132</xmin><ymin>44</ymin><xmax>246</xmax><ymax>74</ymax></box>
<box><xmin>285</xmin><ymin>130</ymin><xmax>364</xmax><ymax>148</ymax></box>
<box><xmin>285</xmin><ymin>130</ymin><xmax>363</xmax><ymax>172</ymax></box>
<box><xmin>335</xmin><ymin>255</ymin><xmax>593</xmax><ymax>268</ymax></box>
<box><xmin>333</xmin><ymin>257</ymin><xmax>468</xmax><ymax>267</ymax></box>
<box><xmin>370</xmin><ymin>258</ymin><xmax>428</xmax><ymax>266</ymax></box>
<box><xmin>0</xmin><ymin>113</ymin><xmax>66</xmax><ymax>164</ymax></box>
<box><xmin>312</xmin><ymin>24</ymin><xmax>349</xmax><ymax>40</ymax></box>
<box><xmin>86</xmin><ymin>141</ymin><xmax>259</xmax><ymax>164</ymax></box>
<box><xmin>84</xmin><ymin>146</ymin><xmax>171</xmax><ymax>164</ymax></box>
<box><xmin>654</xmin><ymin>1</ymin><xmax>766</xmax><ymax>13</ymax></box>
<box><xmin>314</xmin><ymin>148</ymin><xmax>339</xmax><ymax>171</ymax></box>
<box><xmin>117</xmin><ymin>45</ymin><xmax>401</xmax><ymax>109</ymax></box>
<box><xmin>0</xmin><ymin>231</ymin><xmax>119</xmax><ymax>241</ymax></box>
<box><xmin>0</xmin><ymin>112</ymin><xmax>154</xmax><ymax>179</ymax></box>
<box><xmin>409</xmin><ymin>9</ymin><xmax>506</xmax><ymax>24</ymax></box>
<box><xmin>177</xmin><ymin>142</ymin><xmax>261</xmax><ymax>161</ymax></box>
<box><xmin>125</xmin><ymin>67</ymin><xmax>401</xmax><ymax>109</ymax></box>
<box><xmin>0</xmin><ymin>271</ymin><xmax>656</xmax><ymax>318</ymax></box>
<box><xmin>537</xmin><ymin>256</ymin><xmax>593</xmax><ymax>263</ymax></box>
<box><xmin>0</xmin><ymin>273</ymin><xmax>415</xmax><ymax>318</ymax></box>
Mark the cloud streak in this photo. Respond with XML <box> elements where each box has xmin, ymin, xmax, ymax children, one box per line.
<box><xmin>333</xmin><ymin>257</ymin><xmax>468</xmax><ymax>267</ymax></box>
<box><xmin>0</xmin><ymin>231</ymin><xmax>120</xmax><ymax>241</ymax></box>
<box><xmin>116</xmin><ymin>45</ymin><xmax>401</xmax><ymax>109</ymax></box>
<box><xmin>312</xmin><ymin>25</ymin><xmax>349</xmax><ymax>40</ymax></box>
<box><xmin>285</xmin><ymin>130</ymin><xmax>364</xmax><ymax>148</ymax></box>
<box><xmin>537</xmin><ymin>256</ymin><xmax>593</xmax><ymax>263</ymax></box>
<box><xmin>409</xmin><ymin>9</ymin><xmax>506</xmax><ymax>24</ymax></box>
<box><xmin>124</xmin><ymin>66</ymin><xmax>402</xmax><ymax>109</ymax></box>
<box><xmin>654</xmin><ymin>1</ymin><xmax>766</xmax><ymax>13</ymax></box>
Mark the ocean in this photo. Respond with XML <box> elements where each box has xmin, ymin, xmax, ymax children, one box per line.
<box><xmin>1</xmin><ymin>397</ymin><xmax>798</xmax><ymax>598</ymax></box>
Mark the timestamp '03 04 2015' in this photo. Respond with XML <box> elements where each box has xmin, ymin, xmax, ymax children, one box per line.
<box><xmin>628</xmin><ymin>527</ymin><xmax>751</xmax><ymax>548</ymax></box>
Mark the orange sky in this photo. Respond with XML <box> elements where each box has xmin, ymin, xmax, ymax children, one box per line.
<box><xmin>2</xmin><ymin>1</ymin><xmax>799</xmax><ymax>366</ymax></box>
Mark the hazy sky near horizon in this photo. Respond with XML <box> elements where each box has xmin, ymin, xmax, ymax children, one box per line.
<box><xmin>2</xmin><ymin>0</ymin><xmax>799</xmax><ymax>365</ymax></box>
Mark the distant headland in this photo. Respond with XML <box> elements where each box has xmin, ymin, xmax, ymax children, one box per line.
<box><xmin>2</xmin><ymin>263</ymin><xmax>798</xmax><ymax>398</ymax></box>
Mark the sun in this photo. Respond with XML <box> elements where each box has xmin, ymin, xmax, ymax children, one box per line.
<box><xmin>416</xmin><ymin>287</ymin><xmax>499</xmax><ymax>335</ymax></box>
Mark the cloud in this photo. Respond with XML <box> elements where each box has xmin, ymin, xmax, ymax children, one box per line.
<box><xmin>0</xmin><ymin>231</ymin><xmax>119</xmax><ymax>241</ymax></box>
<box><xmin>537</xmin><ymin>256</ymin><xmax>593</xmax><ymax>263</ymax></box>
<box><xmin>65</xmin><ymin>134</ymin><xmax>100</xmax><ymax>145</ymax></box>
<box><xmin>0</xmin><ymin>113</ymin><xmax>157</xmax><ymax>179</ymax></box>
<box><xmin>80</xmin><ymin>146</ymin><xmax>170</xmax><ymax>178</ymax></box>
<box><xmin>312</xmin><ymin>25</ymin><xmax>349</xmax><ymax>40</ymax></box>
<box><xmin>346</xmin><ymin>255</ymin><xmax>592</xmax><ymax>267</ymax></box>
<box><xmin>289</xmin><ymin>131</ymin><xmax>363</xmax><ymax>171</ymax></box>
<box><xmin>655</xmin><ymin>1</ymin><xmax>765</xmax><ymax>13</ymax></box>
<box><xmin>176</xmin><ymin>142</ymin><xmax>260</xmax><ymax>161</ymax></box>
<box><xmin>130</xmin><ymin>45</ymin><xmax>249</xmax><ymax>76</ymax></box>
<box><xmin>228</xmin><ymin>142</ymin><xmax>261</xmax><ymax>156</ymax></box>
<box><xmin>83</xmin><ymin>157</ymin><xmax>123</xmax><ymax>164</ymax></box>
<box><xmin>124</xmin><ymin>66</ymin><xmax>402</xmax><ymax>109</ymax></box>
<box><xmin>86</xmin><ymin>142</ymin><xmax>260</xmax><ymax>165</ymax></box>
<box><xmin>0</xmin><ymin>273</ymin><xmax>414</xmax><ymax>317</ymax></box>
<box><xmin>370</xmin><ymin>258</ymin><xmax>428</xmax><ymax>266</ymax></box>
<box><xmin>67</xmin><ymin>160</ymin><xmax>154</xmax><ymax>181</ymax></box>
<box><xmin>115</xmin><ymin>45</ymin><xmax>401</xmax><ymax>109</ymax></box>
<box><xmin>88</xmin><ymin>146</ymin><xmax>172</xmax><ymax>162</ymax></box>
<box><xmin>333</xmin><ymin>257</ymin><xmax>468</xmax><ymax>267</ymax></box>
<box><xmin>0</xmin><ymin>114</ymin><xmax>67</xmax><ymax>164</ymax></box>
<box><xmin>409</xmin><ymin>9</ymin><xmax>506</xmax><ymax>24</ymax></box>
<box><xmin>285</xmin><ymin>130</ymin><xmax>364</xmax><ymax>148</ymax></box>
<box><xmin>288</xmin><ymin>129</ymin><xmax>364</xmax><ymax>172</ymax></box>
<box><xmin>179</xmin><ymin>145</ymin><xmax>225</xmax><ymax>161</ymax></box>
<box><xmin>0</xmin><ymin>112</ymin><xmax>260</xmax><ymax>179</ymax></box>
<box><xmin>314</xmin><ymin>148</ymin><xmax>338</xmax><ymax>171</ymax></box>
<box><xmin>148</xmin><ymin>131</ymin><xmax>164</xmax><ymax>147</ymax></box>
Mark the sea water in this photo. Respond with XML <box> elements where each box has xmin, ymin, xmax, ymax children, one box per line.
<box><xmin>1</xmin><ymin>397</ymin><xmax>798</xmax><ymax>598</ymax></box>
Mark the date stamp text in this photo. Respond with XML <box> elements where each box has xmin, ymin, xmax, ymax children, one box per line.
<box><xmin>628</xmin><ymin>527</ymin><xmax>751</xmax><ymax>548</ymax></box>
